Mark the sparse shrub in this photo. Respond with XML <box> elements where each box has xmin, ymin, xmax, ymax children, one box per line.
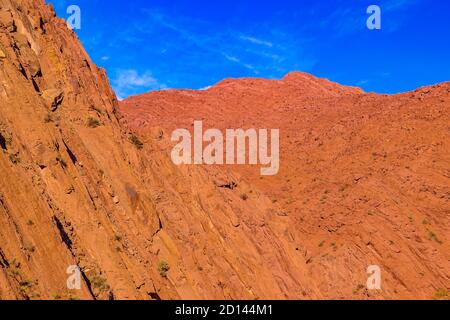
<box><xmin>129</xmin><ymin>134</ymin><xmax>144</xmax><ymax>150</ymax></box>
<box><xmin>9</xmin><ymin>153</ymin><xmax>21</xmax><ymax>164</ymax></box>
<box><xmin>330</xmin><ymin>242</ymin><xmax>337</xmax><ymax>252</ymax></box>
<box><xmin>19</xmin><ymin>279</ymin><xmax>33</xmax><ymax>288</ymax></box>
<box><xmin>26</xmin><ymin>220</ymin><xmax>34</xmax><ymax>226</ymax></box>
<box><xmin>65</xmin><ymin>292</ymin><xmax>79</xmax><ymax>300</ymax></box>
<box><xmin>56</xmin><ymin>154</ymin><xmax>67</xmax><ymax>168</ymax></box>
<box><xmin>29</xmin><ymin>292</ymin><xmax>41</xmax><ymax>300</ymax></box>
<box><xmin>240</xmin><ymin>193</ymin><xmax>248</xmax><ymax>201</ymax></box>
<box><xmin>114</xmin><ymin>233</ymin><xmax>122</xmax><ymax>241</ymax></box>
<box><xmin>8</xmin><ymin>267</ymin><xmax>20</xmax><ymax>277</ymax></box>
<box><xmin>427</xmin><ymin>230</ymin><xmax>442</xmax><ymax>244</ymax></box>
<box><xmin>87</xmin><ymin>117</ymin><xmax>100</xmax><ymax>128</ymax></box>
<box><xmin>157</xmin><ymin>260</ymin><xmax>170</xmax><ymax>277</ymax></box>
<box><xmin>90</xmin><ymin>274</ymin><xmax>110</xmax><ymax>292</ymax></box>
<box><xmin>318</xmin><ymin>240</ymin><xmax>325</xmax><ymax>247</ymax></box>
<box><xmin>434</xmin><ymin>288</ymin><xmax>449</xmax><ymax>300</ymax></box>
<box><xmin>24</xmin><ymin>244</ymin><xmax>36</xmax><ymax>253</ymax></box>
<box><xmin>4</xmin><ymin>136</ymin><xmax>13</xmax><ymax>147</ymax></box>
<box><xmin>44</xmin><ymin>113</ymin><xmax>53</xmax><ymax>123</ymax></box>
<box><xmin>7</xmin><ymin>259</ymin><xmax>21</xmax><ymax>277</ymax></box>
<box><xmin>353</xmin><ymin>284</ymin><xmax>365</xmax><ymax>295</ymax></box>
<box><xmin>18</xmin><ymin>278</ymin><xmax>36</xmax><ymax>298</ymax></box>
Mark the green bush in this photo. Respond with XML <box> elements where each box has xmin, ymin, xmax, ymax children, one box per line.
<box><xmin>87</xmin><ymin>117</ymin><xmax>100</xmax><ymax>128</ymax></box>
<box><xmin>130</xmin><ymin>134</ymin><xmax>144</xmax><ymax>150</ymax></box>
<box><xmin>9</xmin><ymin>153</ymin><xmax>21</xmax><ymax>164</ymax></box>
<box><xmin>44</xmin><ymin>113</ymin><xmax>53</xmax><ymax>123</ymax></box>
<box><xmin>157</xmin><ymin>260</ymin><xmax>170</xmax><ymax>277</ymax></box>
<box><xmin>91</xmin><ymin>274</ymin><xmax>110</xmax><ymax>292</ymax></box>
<box><xmin>434</xmin><ymin>288</ymin><xmax>449</xmax><ymax>300</ymax></box>
<box><xmin>56</xmin><ymin>154</ymin><xmax>67</xmax><ymax>168</ymax></box>
<box><xmin>427</xmin><ymin>230</ymin><xmax>442</xmax><ymax>244</ymax></box>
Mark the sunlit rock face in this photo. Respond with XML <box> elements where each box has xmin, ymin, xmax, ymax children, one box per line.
<box><xmin>0</xmin><ymin>0</ymin><xmax>449</xmax><ymax>301</ymax></box>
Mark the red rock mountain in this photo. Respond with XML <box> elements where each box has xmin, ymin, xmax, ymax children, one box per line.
<box><xmin>0</xmin><ymin>0</ymin><xmax>449</xmax><ymax>300</ymax></box>
<box><xmin>120</xmin><ymin>74</ymin><xmax>450</xmax><ymax>299</ymax></box>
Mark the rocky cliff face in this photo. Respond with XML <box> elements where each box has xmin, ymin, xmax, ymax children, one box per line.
<box><xmin>0</xmin><ymin>0</ymin><xmax>168</xmax><ymax>300</ymax></box>
<box><xmin>1</xmin><ymin>0</ymin><xmax>449</xmax><ymax>301</ymax></box>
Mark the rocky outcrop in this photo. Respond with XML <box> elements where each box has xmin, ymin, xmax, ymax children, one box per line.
<box><xmin>0</xmin><ymin>0</ymin><xmax>162</xmax><ymax>300</ymax></box>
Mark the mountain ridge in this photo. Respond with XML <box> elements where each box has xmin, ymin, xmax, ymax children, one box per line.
<box><xmin>120</xmin><ymin>66</ymin><xmax>450</xmax><ymax>300</ymax></box>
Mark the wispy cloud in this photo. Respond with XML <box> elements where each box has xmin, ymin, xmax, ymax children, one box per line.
<box><xmin>52</xmin><ymin>1</ymin><xmax>317</xmax><ymax>96</ymax></box>
<box><xmin>222</xmin><ymin>53</ymin><xmax>241</xmax><ymax>63</ymax></box>
<box><xmin>112</xmin><ymin>69</ymin><xmax>167</xmax><ymax>99</ymax></box>
<box><xmin>239</xmin><ymin>35</ymin><xmax>273</xmax><ymax>47</ymax></box>
<box><xmin>120</xmin><ymin>8</ymin><xmax>316</xmax><ymax>79</ymax></box>
<box><xmin>50</xmin><ymin>0</ymin><xmax>448</xmax><ymax>95</ymax></box>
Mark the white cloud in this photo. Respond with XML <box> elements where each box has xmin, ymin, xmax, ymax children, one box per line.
<box><xmin>113</xmin><ymin>69</ymin><xmax>167</xmax><ymax>98</ymax></box>
<box><xmin>221</xmin><ymin>53</ymin><xmax>259</xmax><ymax>74</ymax></box>
<box><xmin>240</xmin><ymin>35</ymin><xmax>273</xmax><ymax>47</ymax></box>
<box><xmin>222</xmin><ymin>53</ymin><xmax>240</xmax><ymax>63</ymax></box>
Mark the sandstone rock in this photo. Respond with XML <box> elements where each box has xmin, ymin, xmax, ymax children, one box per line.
<box><xmin>0</xmin><ymin>10</ymin><xmax>16</xmax><ymax>32</ymax></box>
<box><xmin>41</xmin><ymin>89</ymin><xmax>64</xmax><ymax>111</ymax></box>
<box><xmin>29</xmin><ymin>58</ymin><xmax>41</xmax><ymax>78</ymax></box>
<box><xmin>13</xmin><ymin>33</ymin><xmax>29</xmax><ymax>49</ymax></box>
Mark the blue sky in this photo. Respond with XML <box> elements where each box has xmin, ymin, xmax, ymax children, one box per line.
<box><xmin>50</xmin><ymin>0</ymin><xmax>450</xmax><ymax>98</ymax></box>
